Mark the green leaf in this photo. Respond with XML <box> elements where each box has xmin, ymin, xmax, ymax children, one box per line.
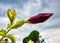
<box><xmin>10</xmin><ymin>20</ymin><xmax>24</xmax><ymax>29</ymax></box>
<box><xmin>0</xmin><ymin>29</ymin><xmax>6</xmax><ymax>33</ymax></box>
<box><xmin>7</xmin><ymin>9</ymin><xmax>16</xmax><ymax>25</ymax></box>
<box><xmin>6</xmin><ymin>34</ymin><xmax>16</xmax><ymax>43</ymax></box>
<box><xmin>0</xmin><ymin>29</ymin><xmax>6</xmax><ymax>36</ymax></box>
<box><xmin>0</xmin><ymin>40</ymin><xmax>5</xmax><ymax>43</ymax></box>
<box><xmin>0</xmin><ymin>32</ymin><xmax>4</xmax><ymax>36</ymax></box>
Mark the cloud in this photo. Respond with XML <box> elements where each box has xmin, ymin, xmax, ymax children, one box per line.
<box><xmin>9</xmin><ymin>28</ymin><xmax>60</xmax><ymax>43</ymax></box>
<box><xmin>40</xmin><ymin>28</ymin><xmax>60</xmax><ymax>43</ymax></box>
<box><xmin>0</xmin><ymin>0</ymin><xmax>41</xmax><ymax>19</ymax></box>
<box><xmin>16</xmin><ymin>0</ymin><xmax>42</xmax><ymax>20</ymax></box>
<box><xmin>0</xmin><ymin>17</ymin><xmax>9</xmax><ymax>29</ymax></box>
<box><xmin>0</xmin><ymin>0</ymin><xmax>60</xmax><ymax>43</ymax></box>
<box><xmin>0</xmin><ymin>0</ymin><xmax>28</xmax><ymax>5</ymax></box>
<box><xmin>0</xmin><ymin>3</ymin><xmax>19</xmax><ymax>17</ymax></box>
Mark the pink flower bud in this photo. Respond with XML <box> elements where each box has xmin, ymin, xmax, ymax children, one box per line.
<box><xmin>27</xmin><ymin>13</ymin><xmax>53</xmax><ymax>24</ymax></box>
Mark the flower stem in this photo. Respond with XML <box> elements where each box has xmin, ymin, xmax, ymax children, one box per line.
<box><xmin>6</xmin><ymin>29</ymin><xmax>11</xmax><ymax>34</ymax></box>
<box><xmin>0</xmin><ymin>29</ymin><xmax>11</xmax><ymax>41</ymax></box>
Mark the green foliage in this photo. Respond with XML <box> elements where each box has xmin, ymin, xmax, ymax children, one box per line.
<box><xmin>0</xmin><ymin>29</ymin><xmax>6</xmax><ymax>37</ymax></box>
<box><xmin>23</xmin><ymin>30</ymin><xmax>39</xmax><ymax>43</ymax></box>
<box><xmin>0</xmin><ymin>32</ymin><xmax>4</xmax><ymax>36</ymax></box>
<box><xmin>23</xmin><ymin>37</ymin><xmax>28</xmax><ymax>43</ymax></box>
<box><xmin>0</xmin><ymin>9</ymin><xmax>26</xmax><ymax>43</ymax></box>
<box><xmin>0</xmin><ymin>40</ymin><xmax>5</xmax><ymax>43</ymax></box>
<box><xmin>6</xmin><ymin>34</ymin><xmax>16</xmax><ymax>43</ymax></box>
<box><xmin>28</xmin><ymin>30</ymin><xmax>39</xmax><ymax>43</ymax></box>
<box><xmin>0</xmin><ymin>9</ymin><xmax>44</xmax><ymax>43</ymax></box>
<box><xmin>0</xmin><ymin>29</ymin><xmax>6</xmax><ymax>33</ymax></box>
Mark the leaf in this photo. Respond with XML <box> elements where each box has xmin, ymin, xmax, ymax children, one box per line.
<box><xmin>6</xmin><ymin>34</ymin><xmax>16</xmax><ymax>43</ymax></box>
<box><xmin>7</xmin><ymin>9</ymin><xmax>16</xmax><ymax>24</ymax></box>
<box><xmin>0</xmin><ymin>29</ymin><xmax>6</xmax><ymax>33</ymax></box>
<box><xmin>10</xmin><ymin>20</ymin><xmax>24</xmax><ymax>29</ymax></box>
<box><xmin>0</xmin><ymin>32</ymin><xmax>4</xmax><ymax>36</ymax></box>
<box><xmin>0</xmin><ymin>40</ymin><xmax>5</xmax><ymax>43</ymax></box>
<box><xmin>0</xmin><ymin>29</ymin><xmax>6</xmax><ymax>36</ymax></box>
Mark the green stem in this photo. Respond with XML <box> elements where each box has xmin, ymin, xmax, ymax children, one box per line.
<box><xmin>6</xmin><ymin>29</ymin><xmax>11</xmax><ymax>34</ymax></box>
<box><xmin>0</xmin><ymin>29</ymin><xmax>11</xmax><ymax>41</ymax></box>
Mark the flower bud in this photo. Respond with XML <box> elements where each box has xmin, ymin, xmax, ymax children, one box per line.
<box><xmin>26</xmin><ymin>13</ymin><xmax>53</xmax><ymax>24</ymax></box>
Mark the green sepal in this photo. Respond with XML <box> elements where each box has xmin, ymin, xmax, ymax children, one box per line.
<box><xmin>24</xmin><ymin>20</ymin><xmax>30</xmax><ymax>23</ymax></box>
<box><xmin>10</xmin><ymin>20</ymin><xmax>25</xmax><ymax>29</ymax></box>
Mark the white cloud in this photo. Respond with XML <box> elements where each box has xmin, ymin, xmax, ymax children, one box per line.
<box><xmin>0</xmin><ymin>0</ymin><xmax>60</xmax><ymax>43</ymax></box>
<box><xmin>16</xmin><ymin>0</ymin><xmax>42</xmax><ymax>19</ymax></box>
<box><xmin>40</xmin><ymin>0</ymin><xmax>59</xmax><ymax>13</ymax></box>
<box><xmin>9</xmin><ymin>28</ymin><xmax>60</xmax><ymax>43</ymax></box>
<box><xmin>39</xmin><ymin>28</ymin><xmax>60</xmax><ymax>43</ymax></box>
<box><xmin>0</xmin><ymin>17</ymin><xmax>9</xmax><ymax>23</ymax></box>
<box><xmin>0</xmin><ymin>17</ymin><xmax>9</xmax><ymax>29</ymax></box>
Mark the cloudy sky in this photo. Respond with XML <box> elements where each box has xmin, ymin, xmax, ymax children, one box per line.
<box><xmin>0</xmin><ymin>0</ymin><xmax>60</xmax><ymax>43</ymax></box>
